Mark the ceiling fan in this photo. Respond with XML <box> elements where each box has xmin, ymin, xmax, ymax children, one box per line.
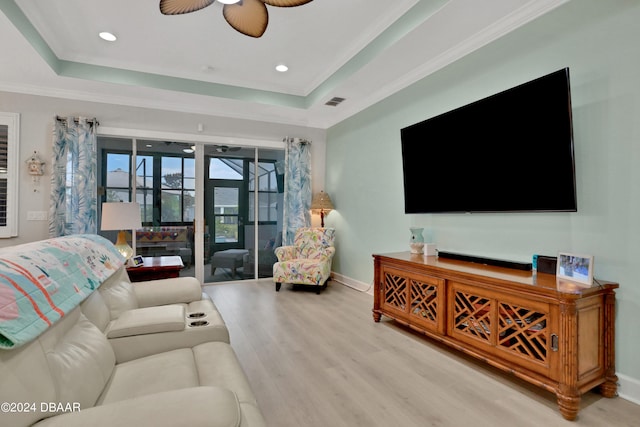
<box><xmin>213</xmin><ymin>145</ymin><xmax>242</xmax><ymax>153</ymax></box>
<box><xmin>159</xmin><ymin>0</ymin><xmax>314</xmax><ymax>38</ymax></box>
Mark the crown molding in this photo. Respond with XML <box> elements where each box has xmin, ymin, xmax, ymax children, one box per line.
<box><xmin>310</xmin><ymin>0</ymin><xmax>571</xmax><ymax>128</ymax></box>
<box><xmin>1</xmin><ymin>0</ymin><xmax>570</xmax><ymax>130</ymax></box>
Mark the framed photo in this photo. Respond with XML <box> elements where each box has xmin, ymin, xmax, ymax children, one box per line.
<box><xmin>556</xmin><ymin>252</ymin><xmax>594</xmax><ymax>286</ymax></box>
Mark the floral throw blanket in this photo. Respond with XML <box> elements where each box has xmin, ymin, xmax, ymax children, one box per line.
<box><xmin>0</xmin><ymin>234</ymin><xmax>123</xmax><ymax>349</ymax></box>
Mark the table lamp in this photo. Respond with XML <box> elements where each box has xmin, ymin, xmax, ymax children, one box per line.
<box><xmin>101</xmin><ymin>202</ymin><xmax>142</xmax><ymax>259</ymax></box>
<box><xmin>311</xmin><ymin>191</ymin><xmax>334</xmax><ymax>227</ymax></box>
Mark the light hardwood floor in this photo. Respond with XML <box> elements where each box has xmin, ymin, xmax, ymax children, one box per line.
<box><xmin>204</xmin><ymin>280</ymin><xmax>640</xmax><ymax>427</ymax></box>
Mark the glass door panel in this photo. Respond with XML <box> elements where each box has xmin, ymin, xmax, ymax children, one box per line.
<box><xmin>135</xmin><ymin>155</ymin><xmax>154</xmax><ymax>223</ymax></box>
<box><xmin>213</xmin><ymin>186</ymin><xmax>241</xmax><ymax>245</ymax></box>
<box><xmin>245</xmin><ymin>149</ymin><xmax>284</xmax><ymax>279</ymax></box>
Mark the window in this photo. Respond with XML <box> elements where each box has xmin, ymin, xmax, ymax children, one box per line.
<box><xmin>103</xmin><ymin>149</ymin><xmax>195</xmax><ymax>225</ymax></box>
<box><xmin>209</xmin><ymin>158</ymin><xmax>243</xmax><ymax>180</ymax></box>
<box><xmin>0</xmin><ymin>113</ymin><xmax>19</xmax><ymax>238</ymax></box>
<box><xmin>161</xmin><ymin>156</ymin><xmax>195</xmax><ymax>223</ymax></box>
<box><xmin>105</xmin><ymin>152</ymin><xmax>132</xmax><ymax>202</ymax></box>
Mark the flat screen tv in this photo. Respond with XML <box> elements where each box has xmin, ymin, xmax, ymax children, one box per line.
<box><xmin>401</xmin><ymin>68</ymin><xmax>577</xmax><ymax>214</ymax></box>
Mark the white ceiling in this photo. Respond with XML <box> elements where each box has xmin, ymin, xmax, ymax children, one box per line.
<box><xmin>0</xmin><ymin>0</ymin><xmax>568</xmax><ymax>129</ymax></box>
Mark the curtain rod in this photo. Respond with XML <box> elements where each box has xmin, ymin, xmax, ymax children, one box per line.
<box><xmin>56</xmin><ymin>116</ymin><xmax>100</xmax><ymax>126</ymax></box>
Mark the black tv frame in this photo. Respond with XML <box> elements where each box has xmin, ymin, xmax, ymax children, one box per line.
<box><xmin>401</xmin><ymin>68</ymin><xmax>577</xmax><ymax>214</ymax></box>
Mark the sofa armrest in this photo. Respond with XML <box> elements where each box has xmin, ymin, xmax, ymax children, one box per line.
<box><xmin>133</xmin><ymin>276</ymin><xmax>202</xmax><ymax>307</ymax></box>
<box><xmin>321</xmin><ymin>246</ymin><xmax>336</xmax><ymax>261</ymax></box>
<box><xmin>105</xmin><ymin>305</ymin><xmax>185</xmax><ymax>338</ymax></box>
<box><xmin>274</xmin><ymin>245</ymin><xmax>297</xmax><ymax>262</ymax></box>
<box><xmin>33</xmin><ymin>387</ymin><xmax>242</xmax><ymax>427</ymax></box>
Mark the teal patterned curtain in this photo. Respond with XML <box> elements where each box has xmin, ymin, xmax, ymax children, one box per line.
<box><xmin>49</xmin><ymin>116</ymin><xmax>98</xmax><ymax>237</ymax></box>
<box><xmin>282</xmin><ymin>137</ymin><xmax>312</xmax><ymax>246</ymax></box>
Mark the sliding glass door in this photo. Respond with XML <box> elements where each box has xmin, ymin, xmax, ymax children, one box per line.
<box><xmin>97</xmin><ymin>136</ymin><xmax>284</xmax><ymax>284</ymax></box>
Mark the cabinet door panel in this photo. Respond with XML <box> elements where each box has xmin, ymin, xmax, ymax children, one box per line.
<box><xmin>449</xmin><ymin>281</ymin><xmax>555</xmax><ymax>377</ymax></box>
<box><xmin>497</xmin><ymin>300</ymin><xmax>548</xmax><ymax>362</ymax></box>
<box><xmin>451</xmin><ymin>286</ymin><xmax>493</xmax><ymax>345</ymax></box>
<box><xmin>380</xmin><ymin>266</ymin><xmax>409</xmax><ymax>318</ymax></box>
<box><xmin>409</xmin><ymin>276</ymin><xmax>445</xmax><ymax>333</ymax></box>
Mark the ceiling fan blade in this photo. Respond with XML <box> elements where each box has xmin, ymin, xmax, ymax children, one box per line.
<box><xmin>261</xmin><ymin>0</ymin><xmax>313</xmax><ymax>7</ymax></box>
<box><xmin>223</xmin><ymin>0</ymin><xmax>268</xmax><ymax>38</ymax></box>
<box><xmin>160</xmin><ymin>0</ymin><xmax>215</xmax><ymax>15</ymax></box>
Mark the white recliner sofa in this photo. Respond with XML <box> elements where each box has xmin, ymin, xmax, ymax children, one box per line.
<box><xmin>80</xmin><ymin>267</ymin><xmax>230</xmax><ymax>362</ymax></box>
<box><xmin>0</xmin><ymin>234</ymin><xmax>266</xmax><ymax>427</ymax></box>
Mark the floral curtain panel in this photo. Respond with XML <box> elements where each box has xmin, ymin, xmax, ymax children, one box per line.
<box><xmin>49</xmin><ymin>116</ymin><xmax>98</xmax><ymax>237</ymax></box>
<box><xmin>282</xmin><ymin>137</ymin><xmax>311</xmax><ymax>246</ymax></box>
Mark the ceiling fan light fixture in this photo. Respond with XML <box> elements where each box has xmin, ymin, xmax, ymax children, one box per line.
<box><xmin>214</xmin><ymin>145</ymin><xmax>242</xmax><ymax>153</ymax></box>
<box><xmin>218</xmin><ymin>0</ymin><xmax>241</xmax><ymax>4</ymax></box>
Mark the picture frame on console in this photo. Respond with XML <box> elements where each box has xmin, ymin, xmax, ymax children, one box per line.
<box><xmin>556</xmin><ymin>252</ymin><xmax>594</xmax><ymax>286</ymax></box>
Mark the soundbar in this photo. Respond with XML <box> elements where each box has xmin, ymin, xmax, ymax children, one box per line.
<box><xmin>437</xmin><ymin>251</ymin><xmax>532</xmax><ymax>271</ymax></box>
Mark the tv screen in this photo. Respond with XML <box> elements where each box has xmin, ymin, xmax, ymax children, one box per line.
<box><xmin>401</xmin><ymin>68</ymin><xmax>577</xmax><ymax>214</ymax></box>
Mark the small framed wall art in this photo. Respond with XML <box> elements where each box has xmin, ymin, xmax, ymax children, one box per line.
<box><xmin>556</xmin><ymin>252</ymin><xmax>594</xmax><ymax>286</ymax></box>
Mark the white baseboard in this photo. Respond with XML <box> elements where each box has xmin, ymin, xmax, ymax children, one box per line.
<box><xmin>330</xmin><ymin>272</ymin><xmax>640</xmax><ymax>407</ymax></box>
<box><xmin>331</xmin><ymin>272</ymin><xmax>373</xmax><ymax>294</ymax></box>
<box><xmin>618</xmin><ymin>373</ymin><xmax>640</xmax><ymax>405</ymax></box>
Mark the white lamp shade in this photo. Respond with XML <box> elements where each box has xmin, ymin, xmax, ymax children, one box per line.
<box><xmin>101</xmin><ymin>202</ymin><xmax>142</xmax><ymax>231</ymax></box>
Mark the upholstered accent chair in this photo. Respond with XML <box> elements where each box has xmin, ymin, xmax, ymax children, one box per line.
<box><xmin>273</xmin><ymin>227</ymin><xmax>336</xmax><ymax>294</ymax></box>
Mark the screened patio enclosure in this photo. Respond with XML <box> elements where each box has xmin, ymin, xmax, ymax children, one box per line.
<box><xmin>97</xmin><ymin>137</ymin><xmax>284</xmax><ymax>283</ymax></box>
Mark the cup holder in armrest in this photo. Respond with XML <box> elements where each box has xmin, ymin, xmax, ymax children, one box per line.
<box><xmin>187</xmin><ymin>312</ymin><xmax>206</xmax><ymax>319</ymax></box>
<box><xmin>189</xmin><ymin>320</ymin><xmax>209</xmax><ymax>327</ymax></box>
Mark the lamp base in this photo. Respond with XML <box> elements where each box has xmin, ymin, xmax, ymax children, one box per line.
<box><xmin>114</xmin><ymin>230</ymin><xmax>133</xmax><ymax>260</ymax></box>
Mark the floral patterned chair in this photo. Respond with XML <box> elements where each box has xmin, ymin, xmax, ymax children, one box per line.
<box><xmin>273</xmin><ymin>227</ymin><xmax>336</xmax><ymax>294</ymax></box>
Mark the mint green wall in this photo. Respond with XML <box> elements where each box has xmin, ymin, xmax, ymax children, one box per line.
<box><xmin>326</xmin><ymin>0</ymin><xmax>640</xmax><ymax>387</ymax></box>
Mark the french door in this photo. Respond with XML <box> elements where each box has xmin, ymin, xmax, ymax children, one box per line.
<box><xmin>207</xmin><ymin>180</ymin><xmax>245</xmax><ymax>254</ymax></box>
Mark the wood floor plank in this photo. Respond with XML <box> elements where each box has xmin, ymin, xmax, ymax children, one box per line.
<box><xmin>205</xmin><ymin>280</ymin><xmax>640</xmax><ymax>427</ymax></box>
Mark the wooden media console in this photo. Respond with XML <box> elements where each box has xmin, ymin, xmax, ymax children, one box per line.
<box><xmin>372</xmin><ymin>252</ymin><xmax>618</xmax><ymax>420</ymax></box>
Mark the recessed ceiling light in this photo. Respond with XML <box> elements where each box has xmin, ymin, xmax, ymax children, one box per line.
<box><xmin>275</xmin><ymin>64</ymin><xmax>289</xmax><ymax>73</ymax></box>
<box><xmin>99</xmin><ymin>32</ymin><xmax>117</xmax><ymax>42</ymax></box>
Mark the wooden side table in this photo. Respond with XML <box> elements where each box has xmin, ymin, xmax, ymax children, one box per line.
<box><xmin>126</xmin><ymin>256</ymin><xmax>184</xmax><ymax>282</ymax></box>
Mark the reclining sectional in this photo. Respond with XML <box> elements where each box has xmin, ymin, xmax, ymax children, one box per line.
<box><xmin>0</xmin><ymin>234</ymin><xmax>266</xmax><ymax>427</ymax></box>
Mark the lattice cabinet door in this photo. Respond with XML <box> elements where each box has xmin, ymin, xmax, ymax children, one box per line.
<box><xmin>494</xmin><ymin>295</ymin><xmax>556</xmax><ymax>376</ymax></box>
<box><xmin>449</xmin><ymin>282</ymin><xmax>494</xmax><ymax>346</ymax></box>
<box><xmin>409</xmin><ymin>275</ymin><xmax>445</xmax><ymax>333</ymax></box>
<box><xmin>380</xmin><ymin>266</ymin><xmax>410</xmax><ymax>319</ymax></box>
<box><xmin>448</xmin><ymin>281</ymin><xmax>555</xmax><ymax>376</ymax></box>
